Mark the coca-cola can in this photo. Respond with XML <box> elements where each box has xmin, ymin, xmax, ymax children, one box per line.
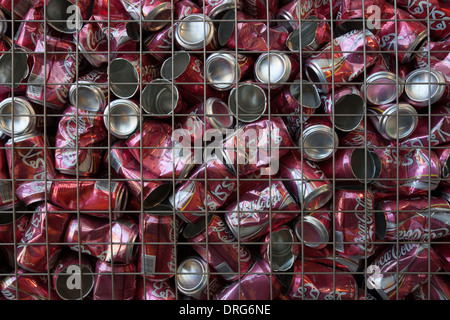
<box><xmin>276</xmin><ymin>0</ymin><xmax>299</xmax><ymax>32</ymax></box>
<box><xmin>375</xmin><ymin>196</ymin><xmax>450</xmax><ymax>241</ymax></box>
<box><xmin>322</xmin><ymin>85</ymin><xmax>365</xmax><ymax>132</ymax></box>
<box><xmin>68</xmin><ymin>68</ymin><xmax>108</xmax><ymax>112</ymax></box>
<box><xmin>242</xmin><ymin>0</ymin><xmax>278</xmax><ymax>19</ymax></box>
<box><xmin>363</xmin><ymin>63</ymin><xmax>405</xmax><ymax>106</ymax></box>
<box><xmin>174</xmin><ymin>14</ymin><xmax>217</xmax><ymax>51</ymax></box>
<box><xmin>377</xmin><ymin>3</ymin><xmax>428</xmax><ymax>63</ymax></box>
<box><xmin>92</xmin><ymin>260</ymin><xmax>136</xmax><ymax>300</ymax></box>
<box><xmin>413</xmin><ymin>274</ymin><xmax>450</xmax><ymax>300</ymax></box>
<box><xmin>404</xmin><ymin>68</ymin><xmax>449</xmax><ymax>108</ymax></box>
<box><xmin>334</xmin><ymin>187</ymin><xmax>376</xmax><ymax>258</ymax></box>
<box><xmin>285</xmin><ymin>14</ymin><xmax>331</xmax><ymax>56</ymax></box>
<box><xmin>52</xmin><ymin>251</ymin><xmax>95</xmax><ymax>300</ymax></box>
<box><xmin>119</xmin><ymin>0</ymin><xmax>172</xmax><ymax>32</ymax></box>
<box><xmin>368</xmin><ymin>102</ymin><xmax>419</xmax><ymax>140</ymax></box>
<box><xmin>126</xmin><ymin>118</ymin><xmax>195</xmax><ymax>180</ymax></box>
<box><xmin>199</xmin><ymin>0</ymin><xmax>243</xmax><ymax>19</ymax></box>
<box><xmin>109</xmin><ymin>53</ymin><xmax>157</xmax><ymax>99</ymax></box>
<box><xmin>301</xmin><ymin>244</ymin><xmax>362</xmax><ymax>272</ymax></box>
<box><xmin>103</xmin><ymin>99</ymin><xmax>140</xmax><ymax>139</ymax></box>
<box><xmin>435</xmin><ymin>144</ymin><xmax>450</xmax><ymax>185</ymax></box>
<box><xmin>228</xmin><ymin>82</ymin><xmax>267</xmax><ymax>123</ymax></box>
<box><xmin>44</xmin><ymin>0</ymin><xmax>92</xmax><ymax>33</ymax></box>
<box><xmin>282</xmin><ymin>260</ymin><xmax>358</xmax><ymax>300</ymax></box>
<box><xmin>170</xmin><ymin>153</ymin><xmax>237</xmax><ymax>224</ymax></box>
<box><xmin>0</xmin><ymin>0</ymin><xmax>32</xmax><ymax>19</ymax></box>
<box><xmin>0</xmin><ymin>46</ymin><xmax>30</xmax><ymax>95</ymax></box>
<box><xmin>271</xmin><ymin>80</ymin><xmax>321</xmax><ymax>137</ymax></box>
<box><xmin>5</xmin><ymin>132</ymin><xmax>55</xmax><ymax>205</ymax></box>
<box><xmin>135</xmin><ymin>277</ymin><xmax>176</xmax><ymax>300</ymax></box>
<box><xmin>55</xmin><ymin>106</ymin><xmax>107</xmax><ymax>176</ymax></box>
<box><xmin>367</xmin><ymin>243</ymin><xmax>442</xmax><ymax>300</ymax></box>
<box><xmin>0</xmin><ymin>269</ymin><xmax>56</xmax><ymax>300</ymax></box>
<box><xmin>50</xmin><ymin>175</ymin><xmax>128</xmax><ymax>219</ymax></box>
<box><xmin>254</xmin><ymin>52</ymin><xmax>299</xmax><ymax>90</ymax></box>
<box><xmin>0</xmin><ymin>141</ymin><xmax>18</xmax><ymax>210</ymax></box>
<box><xmin>144</xmin><ymin>25</ymin><xmax>173</xmax><ymax>63</ymax></box>
<box><xmin>65</xmin><ymin>214</ymin><xmax>139</xmax><ymax>264</ymax></box>
<box><xmin>16</xmin><ymin>202</ymin><xmax>72</xmax><ymax>272</ymax></box>
<box><xmin>176</xmin><ymin>255</ymin><xmax>223</xmax><ymax>300</ymax></box>
<box><xmin>217</xmin><ymin>10</ymin><xmax>289</xmax><ymax>52</ymax></box>
<box><xmin>13</xmin><ymin>6</ymin><xmax>45</xmax><ymax>52</ymax></box>
<box><xmin>174</xmin><ymin>0</ymin><xmax>202</xmax><ymax>20</ymax></box>
<box><xmin>295</xmin><ymin>116</ymin><xmax>339</xmax><ymax>162</ymax></box>
<box><xmin>109</xmin><ymin>141</ymin><xmax>172</xmax><ymax>208</ymax></box>
<box><xmin>334</xmin><ymin>0</ymin><xmax>385</xmax><ymax>35</ymax></box>
<box><xmin>141</xmin><ymin>79</ymin><xmax>187</xmax><ymax>117</ymax></box>
<box><xmin>293</xmin><ymin>210</ymin><xmax>332</xmax><ymax>250</ymax></box>
<box><xmin>305</xmin><ymin>29</ymin><xmax>380</xmax><ymax>94</ymax></box>
<box><xmin>279</xmin><ymin>150</ymin><xmax>333</xmax><ymax>211</ymax></box>
<box><xmin>260</xmin><ymin>225</ymin><xmax>299</xmax><ymax>271</ymax></box>
<box><xmin>183</xmin><ymin>214</ymin><xmax>253</xmax><ymax>281</ymax></box>
<box><xmin>205</xmin><ymin>52</ymin><xmax>253</xmax><ymax>91</ymax></box>
<box><xmin>214</xmin><ymin>259</ymin><xmax>284</xmax><ymax>300</ymax></box>
<box><xmin>223</xmin><ymin>180</ymin><xmax>300</xmax><ymax>242</ymax></box>
<box><xmin>0</xmin><ymin>96</ymin><xmax>39</xmax><ymax>137</ymax></box>
<box><xmin>318</xmin><ymin>147</ymin><xmax>380</xmax><ymax>185</ymax></box>
<box><xmin>26</xmin><ymin>33</ymin><xmax>78</xmax><ymax>109</ymax></box>
<box><xmin>138</xmin><ymin>204</ymin><xmax>178</xmax><ymax>281</ymax></box>
<box><xmin>0</xmin><ymin>210</ymin><xmax>29</xmax><ymax>267</ymax></box>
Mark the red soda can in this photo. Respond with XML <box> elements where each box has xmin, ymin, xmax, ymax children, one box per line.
<box><xmin>174</xmin><ymin>14</ymin><xmax>218</xmax><ymax>51</ymax></box>
<box><xmin>254</xmin><ymin>52</ymin><xmax>299</xmax><ymax>90</ymax></box>
<box><xmin>213</xmin><ymin>259</ymin><xmax>284</xmax><ymax>300</ymax></box>
<box><xmin>375</xmin><ymin>196</ymin><xmax>450</xmax><ymax>241</ymax></box>
<box><xmin>334</xmin><ymin>187</ymin><xmax>376</xmax><ymax>258</ymax></box>
<box><xmin>108</xmin><ymin>141</ymin><xmax>172</xmax><ymax>208</ymax></box>
<box><xmin>14</xmin><ymin>7</ymin><xmax>45</xmax><ymax>52</ymax></box>
<box><xmin>176</xmin><ymin>255</ymin><xmax>224</xmax><ymax>299</ymax></box>
<box><xmin>77</xmin><ymin>18</ymin><xmax>110</xmax><ymax>68</ymax></box>
<box><xmin>242</xmin><ymin>0</ymin><xmax>278</xmax><ymax>20</ymax></box>
<box><xmin>126</xmin><ymin>118</ymin><xmax>195</xmax><ymax>180</ymax></box>
<box><xmin>16</xmin><ymin>202</ymin><xmax>72</xmax><ymax>272</ymax></box>
<box><xmin>68</xmin><ymin>68</ymin><xmax>109</xmax><ymax>112</ymax></box>
<box><xmin>26</xmin><ymin>33</ymin><xmax>78</xmax><ymax>109</ymax></box>
<box><xmin>52</xmin><ymin>251</ymin><xmax>95</xmax><ymax>300</ymax></box>
<box><xmin>43</xmin><ymin>0</ymin><xmax>93</xmax><ymax>34</ymax></box>
<box><xmin>282</xmin><ymin>260</ymin><xmax>358</xmax><ymax>300</ymax></box>
<box><xmin>0</xmin><ymin>269</ymin><xmax>56</xmax><ymax>300</ymax></box>
<box><xmin>295</xmin><ymin>116</ymin><xmax>339</xmax><ymax>162</ymax></box>
<box><xmin>55</xmin><ymin>106</ymin><xmax>107</xmax><ymax>177</ymax></box>
<box><xmin>198</xmin><ymin>0</ymin><xmax>243</xmax><ymax>19</ymax></box>
<box><xmin>279</xmin><ymin>150</ymin><xmax>333</xmax><ymax>211</ymax></box>
<box><xmin>293</xmin><ymin>210</ymin><xmax>332</xmax><ymax>250</ymax></box>
<box><xmin>415</xmin><ymin>40</ymin><xmax>450</xmax><ymax>69</ymax></box>
<box><xmin>276</xmin><ymin>0</ymin><xmax>299</xmax><ymax>32</ymax></box>
<box><xmin>119</xmin><ymin>0</ymin><xmax>172</xmax><ymax>32</ymax></box>
<box><xmin>221</xmin><ymin>116</ymin><xmax>293</xmax><ymax>176</ymax></box>
<box><xmin>183</xmin><ymin>214</ymin><xmax>254</xmax><ymax>281</ymax></box>
<box><xmin>414</xmin><ymin>274</ymin><xmax>450</xmax><ymax>300</ymax></box>
<box><xmin>217</xmin><ymin>10</ymin><xmax>289</xmax><ymax>52</ymax></box>
<box><xmin>367</xmin><ymin>243</ymin><xmax>442</xmax><ymax>300</ymax></box>
<box><xmin>260</xmin><ymin>225</ymin><xmax>299</xmax><ymax>271</ymax></box>
<box><xmin>228</xmin><ymin>82</ymin><xmax>267</xmax><ymax>123</ymax></box>
<box><xmin>5</xmin><ymin>132</ymin><xmax>56</xmax><ymax>205</ymax></box>
<box><xmin>0</xmin><ymin>141</ymin><xmax>18</xmax><ymax>210</ymax></box>
<box><xmin>138</xmin><ymin>204</ymin><xmax>178</xmax><ymax>281</ymax></box>
<box><xmin>0</xmin><ymin>0</ymin><xmax>32</xmax><ymax>19</ymax></box>
<box><xmin>141</xmin><ymin>79</ymin><xmax>188</xmax><ymax>117</ymax></box>
<box><xmin>322</xmin><ymin>85</ymin><xmax>365</xmax><ymax>132</ymax></box>
<box><xmin>301</xmin><ymin>244</ymin><xmax>362</xmax><ymax>272</ymax></box>
<box><xmin>144</xmin><ymin>25</ymin><xmax>174</xmax><ymax>63</ymax></box>
<box><xmin>399</xmin><ymin>148</ymin><xmax>440</xmax><ymax>196</ymax></box>
<box><xmin>0</xmin><ymin>210</ymin><xmax>29</xmax><ymax>267</ymax></box>
<box><xmin>435</xmin><ymin>143</ymin><xmax>450</xmax><ymax>185</ymax></box>
<box><xmin>318</xmin><ymin>147</ymin><xmax>380</xmax><ymax>185</ymax></box>
<box><xmin>170</xmin><ymin>153</ymin><xmax>237</xmax><ymax>224</ymax></box>
<box><xmin>334</xmin><ymin>0</ymin><xmax>386</xmax><ymax>35</ymax></box>
<box><xmin>395</xmin><ymin>0</ymin><xmax>450</xmax><ymax>40</ymax></box>
<box><xmin>305</xmin><ymin>29</ymin><xmax>380</xmax><ymax>94</ymax></box>
<box><xmin>271</xmin><ymin>80</ymin><xmax>321</xmax><ymax>137</ymax></box>
<box><xmin>109</xmin><ymin>53</ymin><xmax>158</xmax><ymax>99</ymax></box>
<box><xmin>135</xmin><ymin>277</ymin><xmax>176</xmax><ymax>300</ymax></box>
<box><xmin>50</xmin><ymin>174</ymin><xmax>129</xmax><ymax>216</ymax></box>
<box><xmin>92</xmin><ymin>260</ymin><xmax>136</xmax><ymax>300</ymax></box>
<box><xmin>65</xmin><ymin>214</ymin><xmax>139</xmax><ymax>264</ymax></box>
<box><xmin>223</xmin><ymin>180</ymin><xmax>300</xmax><ymax>242</ymax></box>
<box><xmin>175</xmin><ymin>0</ymin><xmax>202</xmax><ymax>20</ymax></box>
<box><xmin>0</xmin><ymin>40</ymin><xmax>30</xmax><ymax>95</ymax></box>
<box><xmin>205</xmin><ymin>52</ymin><xmax>254</xmax><ymax>91</ymax></box>
<box><xmin>377</xmin><ymin>3</ymin><xmax>428</xmax><ymax>64</ymax></box>
<box><xmin>399</xmin><ymin>105</ymin><xmax>450</xmax><ymax>148</ymax></box>
<box><xmin>285</xmin><ymin>14</ymin><xmax>331</xmax><ymax>57</ymax></box>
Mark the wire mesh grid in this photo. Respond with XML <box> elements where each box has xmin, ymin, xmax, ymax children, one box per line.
<box><xmin>0</xmin><ymin>0</ymin><xmax>447</xmax><ymax>301</ymax></box>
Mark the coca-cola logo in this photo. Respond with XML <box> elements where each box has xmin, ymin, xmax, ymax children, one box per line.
<box><xmin>151</xmin><ymin>281</ymin><xmax>176</xmax><ymax>299</ymax></box>
<box><xmin>17</xmin><ymin>143</ymin><xmax>46</xmax><ymax>180</ymax></box>
<box><xmin>374</xmin><ymin>243</ymin><xmax>418</xmax><ymax>269</ymax></box>
<box><xmin>406</xmin><ymin>0</ymin><xmax>448</xmax><ymax>31</ymax></box>
<box><xmin>379</xmin><ymin>33</ymin><xmax>405</xmax><ymax>50</ymax></box>
<box><xmin>87</xmin><ymin>27</ymin><xmax>107</xmax><ymax>51</ymax></box>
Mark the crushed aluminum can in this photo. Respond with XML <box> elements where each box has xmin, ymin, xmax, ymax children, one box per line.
<box><xmin>92</xmin><ymin>260</ymin><xmax>136</xmax><ymax>300</ymax></box>
<box><xmin>293</xmin><ymin>210</ymin><xmax>332</xmax><ymax>250</ymax></box>
<box><xmin>103</xmin><ymin>99</ymin><xmax>140</xmax><ymax>139</ymax></box>
<box><xmin>135</xmin><ymin>277</ymin><xmax>177</xmax><ymax>300</ymax></box>
<box><xmin>228</xmin><ymin>82</ymin><xmax>267</xmax><ymax>123</ymax></box>
<box><xmin>260</xmin><ymin>225</ymin><xmax>299</xmax><ymax>272</ymax></box>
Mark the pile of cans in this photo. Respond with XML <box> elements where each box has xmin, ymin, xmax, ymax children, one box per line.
<box><xmin>0</xmin><ymin>0</ymin><xmax>448</xmax><ymax>300</ymax></box>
